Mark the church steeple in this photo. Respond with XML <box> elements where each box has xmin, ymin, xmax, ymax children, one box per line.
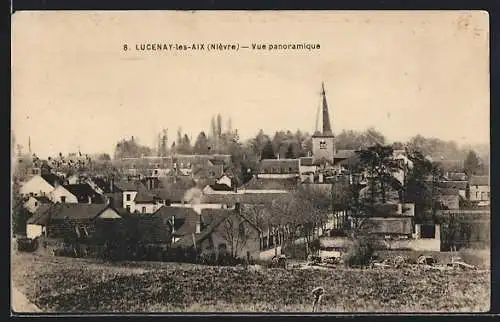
<box><xmin>321</xmin><ymin>82</ymin><xmax>333</xmax><ymax>136</ymax></box>
<box><xmin>311</xmin><ymin>82</ymin><xmax>336</xmax><ymax>165</ymax></box>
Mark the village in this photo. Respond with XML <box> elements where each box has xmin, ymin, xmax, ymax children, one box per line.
<box><xmin>12</xmin><ymin>83</ymin><xmax>490</xmax><ymax>272</ymax></box>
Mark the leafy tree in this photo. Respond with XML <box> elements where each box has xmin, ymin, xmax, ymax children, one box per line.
<box><xmin>285</xmin><ymin>144</ymin><xmax>296</xmax><ymax>159</ymax></box>
<box><xmin>193</xmin><ymin>131</ymin><xmax>210</xmax><ymax>154</ymax></box>
<box><xmin>177</xmin><ymin>134</ymin><xmax>192</xmax><ymax>154</ymax></box>
<box><xmin>357</xmin><ymin>144</ymin><xmax>402</xmax><ymax>205</ymax></box>
<box><xmin>114</xmin><ymin>137</ymin><xmax>152</xmax><ymax>159</ymax></box>
<box><xmin>261</xmin><ymin>141</ymin><xmax>276</xmax><ymax>160</ymax></box>
<box><xmin>247</xmin><ymin>129</ymin><xmax>270</xmax><ymax>159</ymax></box>
<box><xmin>464</xmin><ymin>150</ymin><xmax>481</xmax><ymax>177</ymax></box>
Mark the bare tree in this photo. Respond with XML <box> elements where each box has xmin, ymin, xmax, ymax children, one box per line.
<box><xmin>220</xmin><ymin>216</ymin><xmax>251</xmax><ymax>258</ymax></box>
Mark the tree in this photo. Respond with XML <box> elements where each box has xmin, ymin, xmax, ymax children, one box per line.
<box><xmin>177</xmin><ymin>134</ymin><xmax>192</xmax><ymax>154</ymax></box>
<box><xmin>247</xmin><ymin>129</ymin><xmax>270</xmax><ymax>159</ymax></box>
<box><xmin>464</xmin><ymin>150</ymin><xmax>481</xmax><ymax>177</ymax></box>
<box><xmin>114</xmin><ymin>137</ymin><xmax>152</xmax><ymax>159</ymax></box>
<box><xmin>357</xmin><ymin>144</ymin><xmax>402</xmax><ymax>206</ymax></box>
<box><xmin>216</xmin><ymin>114</ymin><xmax>223</xmax><ymax>139</ymax></box>
<box><xmin>193</xmin><ymin>131</ymin><xmax>210</xmax><ymax>154</ymax></box>
<box><xmin>96</xmin><ymin>153</ymin><xmax>111</xmax><ymax>161</ymax></box>
<box><xmin>285</xmin><ymin>144</ymin><xmax>296</xmax><ymax>159</ymax></box>
<box><xmin>220</xmin><ymin>216</ymin><xmax>252</xmax><ymax>259</ymax></box>
<box><xmin>261</xmin><ymin>141</ymin><xmax>276</xmax><ymax>160</ymax></box>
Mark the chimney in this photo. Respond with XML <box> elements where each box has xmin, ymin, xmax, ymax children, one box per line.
<box><xmin>196</xmin><ymin>216</ymin><xmax>201</xmax><ymax>234</ymax></box>
<box><xmin>109</xmin><ymin>177</ymin><xmax>114</xmax><ymax>193</ymax></box>
<box><xmin>171</xmin><ymin>215</ymin><xmax>176</xmax><ymax>234</ymax></box>
<box><xmin>88</xmin><ymin>196</ymin><xmax>92</xmax><ymax>204</ymax></box>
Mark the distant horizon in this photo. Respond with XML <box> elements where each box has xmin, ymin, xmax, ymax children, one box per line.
<box><xmin>12</xmin><ymin>11</ymin><xmax>489</xmax><ymax>159</ymax></box>
<box><xmin>12</xmin><ymin>126</ymin><xmax>489</xmax><ymax>160</ymax></box>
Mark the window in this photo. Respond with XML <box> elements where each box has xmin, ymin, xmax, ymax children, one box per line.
<box><xmin>319</xmin><ymin>140</ymin><xmax>327</xmax><ymax>149</ymax></box>
<box><xmin>60</xmin><ymin>196</ymin><xmax>66</xmax><ymax>203</ymax></box>
<box><xmin>126</xmin><ymin>194</ymin><xmax>131</xmax><ymax>201</ymax></box>
<box><xmin>476</xmin><ymin>192</ymin><xmax>479</xmax><ymax>199</ymax></box>
<box><xmin>126</xmin><ymin>205</ymin><xmax>131</xmax><ymax>213</ymax></box>
<box><xmin>289</xmin><ymin>167</ymin><xmax>293</xmax><ymax>173</ymax></box>
<box><xmin>154</xmin><ymin>170</ymin><xmax>158</xmax><ymax>175</ymax></box>
<box><xmin>142</xmin><ymin>206</ymin><xmax>146</xmax><ymax>213</ymax></box>
<box><xmin>34</xmin><ymin>201</ymin><xmax>38</xmax><ymax>207</ymax></box>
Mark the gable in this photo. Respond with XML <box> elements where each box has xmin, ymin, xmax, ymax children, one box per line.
<box><xmin>20</xmin><ymin>175</ymin><xmax>56</xmax><ymax>194</ymax></box>
<box><xmin>98</xmin><ymin>208</ymin><xmax>122</xmax><ymax>219</ymax></box>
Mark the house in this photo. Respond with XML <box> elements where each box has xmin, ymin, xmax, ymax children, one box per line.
<box><xmin>446</xmin><ymin>172</ymin><xmax>468</xmax><ymax>181</ymax></box>
<box><xmin>242</xmin><ymin>176</ymin><xmax>298</xmax><ymax>192</ymax></box>
<box><xmin>49</xmin><ymin>183</ymin><xmax>104</xmax><ymax>204</ymax></box>
<box><xmin>299</xmin><ymin>157</ymin><xmax>317</xmax><ymax>176</ymax></box>
<box><xmin>115</xmin><ymin>180</ymin><xmax>148</xmax><ymax>212</ymax></box>
<box><xmin>202</xmin><ymin>183</ymin><xmax>234</xmax><ymax>194</ymax></box>
<box><xmin>149</xmin><ymin>177</ymin><xmax>197</xmax><ymax>205</ymax></box>
<box><xmin>19</xmin><ymin>174</ymin><xmax>61</xmax><ymax>197</ymax></box>
<box><xmin>469</xmin><ymin>175</ymin><xmax>489</xmax><ymax>206</ymax></box>
<box><xmin>353</xmin><ymin>202</ymin><xmax>441</xmax><ymax>251</ymax></box>
<box><xmin>258</xmin><ymin>159</ymin><xmax>300</xmax><ymax>179</ymax></box>
<box><xmin>23</xmin><ymin>195</ymin><xmax>52</xmax><ymax>214</ymax></box>
<box><xmin>26</xmin><ymin>204</ymin><xmax>52</xmax><ymax>239</ymax></box>
<box><xmin>172</xmin><ymin>207</ymin><xmax>261</xmax><ymax>261</ymax></box>
<box><xmin>115</xmin><ymin>180</ymin><xmax>164</xmax><ymax>213</ymax></box>
<box><xmin>44</xmin><ymin>203</ymin><xmax>122</xmax><ymax>241</ymax></box>
<box><xmin>153</xmin><ymin>206</ymin><xmax>202</xmax><ymax>243</ymax></box>
<box><xmin>132</xmin><ymin>190</ymin><xmax>165</xmax><ymax>214</ymax></box>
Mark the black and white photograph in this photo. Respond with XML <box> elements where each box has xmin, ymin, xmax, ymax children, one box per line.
<box><xmin>11</xmin><ymin>10</ymin><xmax>490</xmax><ymax>313</ymax></box>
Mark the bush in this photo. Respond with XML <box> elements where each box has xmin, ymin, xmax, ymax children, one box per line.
<box><xmin>17</xmin><ymin>238</ymin><xmax>36</xmax><ymax>252</ymax></box>
<box><xmin>343</xmin><ymin>237</ymin><xmax>375</xmax><ymax>268</ymax></box>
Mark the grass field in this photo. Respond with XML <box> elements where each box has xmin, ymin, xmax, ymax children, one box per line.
<box><xmin>11</xmin><ymin>252</ymin><xmax>490</xmax><ymax>313</ymax></box>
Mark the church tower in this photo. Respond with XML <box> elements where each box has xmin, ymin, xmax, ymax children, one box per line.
<box><xmin>312</xmin><ymin>82</ymin><xmax>336</xmax><ymax>165</ymax></box>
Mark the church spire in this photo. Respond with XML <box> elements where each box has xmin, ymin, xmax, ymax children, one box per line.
<box><xmin>321</xmin><ymin>82</ymin><xmax>333</xmax><ymax>136</ymax></box>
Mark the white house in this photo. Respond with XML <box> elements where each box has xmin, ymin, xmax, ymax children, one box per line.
<box><xmin>19</xmin><ymin>174</ymin><xmax>60</xmax><ymax>197</ymax></box>
<box><xmin>26</xmin><ymin>204</ymin><xmax>52</xmax><ymax>239</ymax></box>
<box><xmin>49</xmin><ymin>185</ymin><xmax>79</xmax><ymax>204</ymax></box>
<box><xmin>23</xmin><ymin>195</ymin><xmax>52</xmax><ymax>214</ymax></box>
<box><xmin>469</xmin><ymin>175</ymin><xmax>490</xmax><ymax>206</ymax></box>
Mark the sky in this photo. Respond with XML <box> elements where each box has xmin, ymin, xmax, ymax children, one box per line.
<box><xmin>12</xmin><ymin>11</ymin><xmax>489</xmax><ymax>158</ymax></box>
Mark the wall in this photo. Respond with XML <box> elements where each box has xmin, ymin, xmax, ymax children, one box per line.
<box><xmin>122</xmin><ymin>191</ymin><xmax>138</xmax><ymax>211</ymax></box>
<box><xmin>19</xmin><ymin>175</ymin><xmax>55</xmax><ymax>197</ymax></box>
<box><xmin>133</xmin><ymin>203</ymin><xmax>162</xmax><ymax>214</ymax></box>
<box><xmin>50</xmin><ymin>186</ymin><xmax>78</xmax><ymax>203</ymax></box>
<box><xmin>312</xmin><ymin>135</ymin><xmax>335</xmax><ymax>164</ymax></box>
<box><xmin>27</xmin><ymin>224</ymin><xmax>44</xmax><ymax>239</ymax></box>
<box><xmin>23</xmin><ymin>197</ymin><xmax>40</xmax><ymax>214</ymax></box>
<box><xmin>299</xmin><ymin>165</ymin><xmax>317</xmax><ymax>175</ymax></box>
<box><xmin>98</xmin><ymin>208</ymin><xmax>122</xmax><ymax>219</ymax></box>
<box><xmin>469</xmin><ymin>185</ymin><xmax>490</xmax><ymax>202</ymax></box>
<box><xmin>257</xmin><ymin>174</ymin><xmax>298</xmax><ymax>179</ymax></box>
<box><xmin>383</xmin><ymin>238</ymin><xmax>441</xmax><ymax>252</ymax></box>
<box><xmin>201</xmin><ymin>215</ymin><xmax>261</xmax><ymax>261</ymax></box>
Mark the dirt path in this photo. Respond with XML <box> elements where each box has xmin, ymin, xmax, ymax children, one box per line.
<box><xmin>11</xmin><ymin>287</ymin><xmax>41</xmax><ymax>313</ymax></box>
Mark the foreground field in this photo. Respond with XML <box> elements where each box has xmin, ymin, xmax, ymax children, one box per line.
<box><xmin>11</xmin><ymin>253</ymin><xmax>490</xmax><ymax>313</ymax></box>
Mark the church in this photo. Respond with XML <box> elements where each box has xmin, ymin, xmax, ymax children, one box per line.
<box><xmin>257</xmin><ymin>82</ymin><xmax>358</xmax><ymax>183</ymax></box>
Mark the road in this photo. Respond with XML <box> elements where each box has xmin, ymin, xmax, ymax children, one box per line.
<box><xmin>11</xmin><ymin>287</ymin><xmax>41</xmax><ymax>313</ymax></box>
